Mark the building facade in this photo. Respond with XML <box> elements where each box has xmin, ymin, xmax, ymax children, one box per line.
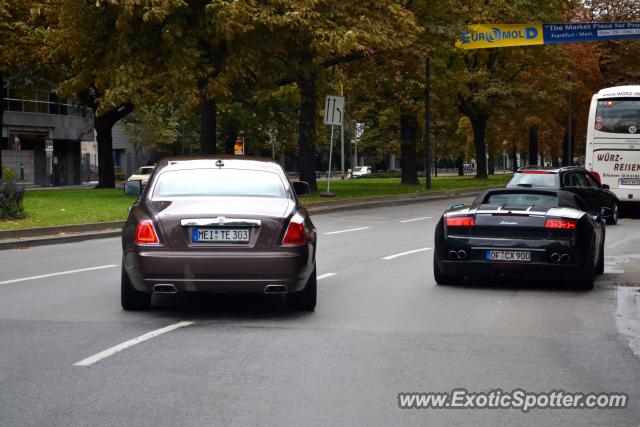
<box><xmin>1</xmin><ymin>82</ymin><xmax>93</xmax><ymax>186</ymax></box>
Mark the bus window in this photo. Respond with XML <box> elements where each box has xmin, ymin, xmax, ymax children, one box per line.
<box><xmin>595</xmin><ymin>98</ymin><xmax>640</xmax><ymax>133</ymax></box>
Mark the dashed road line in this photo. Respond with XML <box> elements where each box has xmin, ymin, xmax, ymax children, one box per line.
<box><xmin>382</xmin><ymin>247</ymin><xmax>432</xmax><ymax>260</ymax></box>
<box><xmin>400</xmin><ymin>217</ymin><xmax>432</xmax><ymax>223</ymax></box>
<box><xmin>324</xmin><ymin>227</ymin><xmax>371</xmax><ymax>235</ymax></box>
<box><xmin>317</xmin><ymin>273</ymin><xmax>337</xmax><ymax>280</ymax></box>
<box><xmin>0</xmin><ymin>264</ymin><xmax>118</xmax><ymax>285</ymax></box>
<box><xmin>74</xmin><ymin>321</ymin><xmax>194</xmax><ymax>367</ymax></box>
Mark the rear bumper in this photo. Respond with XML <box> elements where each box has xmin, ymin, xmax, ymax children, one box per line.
<box><xmin>438</xmin><ymin>259</ymin><xmax>581</xmax><ymax>280</ymax></box>
<box><xmin>123</xmin><ymin>245</ymin><xmax>315</xmax><ymax>294</ymax></box>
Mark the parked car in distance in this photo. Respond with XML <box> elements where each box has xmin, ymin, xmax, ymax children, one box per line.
<box><xmin>351</xmin><ymin>166</ymin><xmax>373</xmax><ymax>178</ymax></box>
<box><xmin>506</xmin><ymin>166</ymin><xmax>620</xmax><ymax>224</ymax></box>
<box><xmin>433</xmin><ymin>188</ymin><xmax>609</xmax><ymax>290</ymax></box>
<box><xmin>121</xmin><ymin>157</ymin><xmax>317</xmax><ymax>311</ymax></box>
<box><xmin>127</xmin><ymin>165</ymin><xmax>156</xmax><ymax>186</ymax></box>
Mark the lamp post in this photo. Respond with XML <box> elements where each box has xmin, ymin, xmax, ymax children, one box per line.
<box><xmin>424</xmin><ymin>57</ymin><xmax>432</xmax><ymax>189</ymax></box>
<box><xmin>565</xmin><ymin>72</ymin><xmax>573</xmax><ymax>166</ymax></box>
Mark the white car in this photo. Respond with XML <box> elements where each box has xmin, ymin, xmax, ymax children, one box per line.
<box><xmin>127</xmin><ymin>166</ymin><xmax>155</xmax><ymax>186</ymax></box>
<box><xmin>351</xmin><ymin>166</ymin><xmax>372</xmax><ymax>177</ymax></box>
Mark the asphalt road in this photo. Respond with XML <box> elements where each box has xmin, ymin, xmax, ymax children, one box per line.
<box><xmin>1</xmin><ymin>198</ymin><xmax>640</xmax><ymax>426</ymax></box>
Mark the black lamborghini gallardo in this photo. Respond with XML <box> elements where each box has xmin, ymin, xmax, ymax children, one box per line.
<box><xmin>433</xmin><ymin>188</ymin><xmax>609</xmax><ymax>290</ymax></box>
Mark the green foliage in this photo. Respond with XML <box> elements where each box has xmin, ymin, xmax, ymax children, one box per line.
<box><xmin>0</xmin><ymin>180</ymin><xmax>26</xmax><ymax>220</ymax></box>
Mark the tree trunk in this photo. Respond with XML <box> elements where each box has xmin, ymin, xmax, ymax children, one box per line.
<box><xmin>93</xmin><ymin>104</ymin><xmax>133</xmax><ymax>188</ymax></box>
<box><xmin>528</xmin><ymin>126</ymin><xmax>538</xmax><ymax>166</ymax></box>
<box><xmin>400</xmin><ymin>107</ymin><xmax>419</xmax><ymax>185</ymax></box>
<box><xmin>297</xmin><ymin>77</ymin><xmax>318</xmax><ymax>191</ymax></box>
<box><xmin>511</xmin><ymin>144</ymin><xmax>518</xmax><ymax>172</ymax></box>
<box><xmin>94</xmin><ymin>115</ymin><xmax>117</xmax><ymax>189</ymax></box>
<box><xmin>225</xmin><ymin>130</ymin><xmax>238</xmax><ymax>155</ymax></box>
<box><xmin>470</xmin><ymin>116</ymin><xmax>488</xmax><ymax>179</ymax></box>
<box><xmin>0</xmin><ymin>70</ymin><xmax>4</xmax><ymax>182</ymax></box>
<box><xmin>200</xmin><ymin>99</ymin><xmax>217</xmax><ymax>154</ymax></box>
<box><xmin>487</xmin><ymin>142</ymin><xmax>495</xmax><ymax>175</ymax></box>
<box><xmin>456</xmin><ymin>154</ymin><xmax>464</xmax><ymax>176</ymax></box>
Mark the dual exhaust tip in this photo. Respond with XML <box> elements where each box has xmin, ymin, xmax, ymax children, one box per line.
<box><xmin>153</xmin><ymin>283</ymin><xmax>289</xmax><ymax>294</ymax></box>
<box><xmin>449</xmin><ymin>250</ymin><xmax>467</xmax><ymax>261</ymax></box>
<box><xmin>550</xmin><ymin>253</ymin><xmax>571</xmax><ymax>264</ymax></box>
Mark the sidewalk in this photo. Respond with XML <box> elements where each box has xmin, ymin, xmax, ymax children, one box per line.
<box><xmin>0</xmin><ymin>188</ymin><xmax>483</xmax><ymax>250</ymax></box>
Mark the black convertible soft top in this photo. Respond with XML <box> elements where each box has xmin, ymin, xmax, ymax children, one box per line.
<box><xmin>472</xmin><ymin>188</ymin><xmax>589</xmax><ymax>211</ymax></box>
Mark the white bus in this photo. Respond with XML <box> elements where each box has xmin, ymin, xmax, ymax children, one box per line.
<box><xmin>586</xmin><ymin>85</ymin><xmax>640</xmax><ymax>204</ymax></box>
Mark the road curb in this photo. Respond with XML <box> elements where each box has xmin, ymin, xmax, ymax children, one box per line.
<box><xmin>0</xmin><ymin>189</ymin><xmax>486</xmax><ymax>250</ymax></box>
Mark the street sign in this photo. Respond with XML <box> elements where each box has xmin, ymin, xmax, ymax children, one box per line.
<box><xmin>233</xmin><ymin>137</ymin><xmax>245</xmax><ymax>155</ymax></box>
<box><xmin>45</xmin><ymin>139</ymin><xmax>54</xmax><ymax>158</ymax></box>
<box><xmin>324</xmin><ymin>95</ymin><xmax>344</xmax><ymax>126</ymax></box>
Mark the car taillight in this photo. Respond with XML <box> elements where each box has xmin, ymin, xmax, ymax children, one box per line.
<box><xmin>283</xmin><ymin>215</ymin><xmax>307</xmax><ymax>245</ymax></box>
<box><xmin>135</xmin><ymin>219</ymin><xmax>159</xmax><ymax>244</ymax></box>
<box><xmin>544</xmin><ymin>218</ymin><xmax>577</xmax><ymax>230</ymax></box>
<box><xmin>446</xmin><ymin>216</ymin><xmax>475</xmax><ymax>227</ymax></box>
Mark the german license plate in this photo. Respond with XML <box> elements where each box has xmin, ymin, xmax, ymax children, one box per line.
<box><xmin>620</xmin><ymin>178</ymin><xmax>640</xmax><ymax>185</ymax></box>
<box><xmin>486</xmin><ymin>250</ymin><xmax>531</xmax><ymax>262</ymax></box>
<box><xmin>192</xmin><ymin>228</ymin><xmax>249</xmax><ymax>243</ymax></box>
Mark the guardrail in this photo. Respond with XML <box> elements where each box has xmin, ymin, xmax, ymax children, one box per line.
<box><xmin>3</xmin><ymin>97</ymin><xmax>92</xmax><ymax>118</ymax></box>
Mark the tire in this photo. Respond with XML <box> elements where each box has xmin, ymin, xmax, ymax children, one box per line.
<box><xmin>287</xmin><ymin>267</ymin><xmax>316</xmax><ymax>311</ymax></box>
<box><xmin>578</xmin><ymin>240</ymin><xmax>595</xmax><ymax>291</ymax></box>
<box><xmin>121</xmin><ymin>265</ymin><xmax>151</xmax><ymax>310</ymax></box>
<box><xmin>606</xmin><ymin>202</ymin><xmax>619</xmax><ymax>225</ymax></box>
<box><xmin>433</xmin><ymin>255</ymin><xmax>464</xmax><ymax>286</ymax></box>
<box><xmin>596</xmin><ymin>232</ymin><xmax>605</xmax><ymax>275</ymax></box>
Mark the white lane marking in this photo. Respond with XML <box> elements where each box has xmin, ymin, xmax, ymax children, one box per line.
<box><xmin>0</xmin><ymin>264</ymin><xmax>118</xmax><ymax>285</ymax></box>
<box><xmin>317</xmin><ymin>273</ymin><xmax>337</xmax><ymax>280</ymax></box>
<box><xmin>324</xmin><ymin>227</ymin><xmax>371</xmax><ymax>235</ymax></box>
<box><xmin>383</xmin><ymin>247</ymin><xmax>432</xmax><ymax>260</ymax></box>
<box><xmin>74</xmin><ymin>321</ymin><xmax>194</xmax><ymax>367</ymax></box>
<box><xmin>400</xmin><ymin>217</ymin><xmax>433</xmax><ymax>223</ymax></box>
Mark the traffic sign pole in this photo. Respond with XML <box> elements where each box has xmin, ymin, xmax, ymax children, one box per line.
<box><xmin>327</xmin><ymin>125</ymin><xmax>334</xmax><ymax>193</ymax></box>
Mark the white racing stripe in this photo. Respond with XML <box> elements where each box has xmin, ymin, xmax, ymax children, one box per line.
<box><xmin>317</xmin><ymin>273</ymin><xmax>337</xmax><ymax>280</ymax></box>
<box><xmin>400</xmin><ymin>217</ymin><xmax>433</xmax><ymax>223</ymax></box>
<box><xmin>74</xmin><ymin>321</ymin><xmax>194</xmax><ymax>367</ymax></box>
<box><xmin>383</xmin><ymin>247</ymin><xmax>432</xmax><ymax>260</ymax></box>
<box><xmin>324</xmin><ymin>227</ymin><xmax>371</xmax><ymax>235</ymax></box>
<box><xmin>0</xmin><ymin>264</ymin><xmax>118</xmax><ymax>285</ymax></box>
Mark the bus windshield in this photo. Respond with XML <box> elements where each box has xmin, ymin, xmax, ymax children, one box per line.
<box><xmin>595</xmin><ymin>98</ymin><xmax>640</xmax><ymax>134</ymax></box>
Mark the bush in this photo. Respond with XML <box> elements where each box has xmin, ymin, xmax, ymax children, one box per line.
<box><xmin>2</xmin><ymin>166</ymin><xmax>16</xmax><ymax>182</ymax></box>
<box><xmin>0</xmin><ymin>180</ymin><xmax>26</xmax><ymax>220</ymax></box>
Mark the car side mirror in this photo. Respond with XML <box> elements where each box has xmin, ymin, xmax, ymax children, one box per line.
<box><xmin>124</xmin><ymin>180</ymin><xmax>142</xmax><ymax>197</ymax></box>
<box><xmin>293</xmin><ymin>181</ymin><xmax>310</xmax><ymax>197</ymax></box>
<box><xmin>602</xmin><ymin>184</ymin><xmax>610</xmax><ymax>190</ymax></box>
<box><xmin>600</xmin><ymin>206</ymin><xmax>613</xmax><ymax>219</ymax></box>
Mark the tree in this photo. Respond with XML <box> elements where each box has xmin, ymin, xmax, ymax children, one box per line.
<box><xmin>39</xmin><ymin>1</ymin><xmax>141</xmax><ymax>188</ymax></box>
<box><xmin>0</xmin><ymin>0</ymin><xmax>34</xmax><ymax>182</ymax></box>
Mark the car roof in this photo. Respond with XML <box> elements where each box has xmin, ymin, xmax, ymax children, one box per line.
<box><xmin>472</xmin><ymin>187</ymin><xmax>585</xmax><ymax>210</ymax></box>
<box><xmin>155</xmin><ymin>156</ymin><xmax>283</xmax><ymax>174</ymax></box>
<box><xmin>515</xmin><ymin>165</ymin><xmax>584</xmax><ymax>174</ymax></box>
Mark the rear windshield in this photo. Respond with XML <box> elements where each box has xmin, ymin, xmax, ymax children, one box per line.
<box><xmin>137</xmin><ymin>167</ymin><xmax>154</xmax><ymax>175</ymax></box>
<box><xmin>152</xmin><ymin>168</ymin><xmax>287</xmax><ymax>198</ymax></box>
<box><xmin>595</xmin><ymin>98</ymin><xmax>640</xmax><ymax>134</ymax></box>
<box><xmin>506</xmin><ymin>172</ymin><xmax>558</xmax><ymax>188</ymax></box>
<box><xmin>485</xmin><ymin>193</ymin><xmax>559</xmax><ymax>207</ymax></box>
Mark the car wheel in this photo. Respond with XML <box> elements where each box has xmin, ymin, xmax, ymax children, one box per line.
<box><xmin>433</xmin><ymin>255</ymin><xmax>464</xmax><ymax>286</ymax></box>
<box><xmin>606</xmin><ymin>202</ymin><xmax>619</xmax><ymax>225</ymax></box>
<box><xmin>578</xmin><ymin>241</ymin><xmax>595</xmax><ymax>291</ymax></box>
<box><xmin>287</xmin><ymin>267</ymin><xmax>316</xmax><ymax>311</ymax></box>
<box><xmin>121</xmin><ymin>265</ymin><xmax>151</xmax><ymax>310</ymax></box>
<box><xmin>596</xmin><ymin>232</ymin><xmax>605</xmax><ymax>275</ymax></box>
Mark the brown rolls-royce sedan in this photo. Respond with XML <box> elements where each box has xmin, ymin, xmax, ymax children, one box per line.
<box><xmin>121</xmin><ymin>157</ymin><xmax>317</xmax><ymax>311</ymax></box>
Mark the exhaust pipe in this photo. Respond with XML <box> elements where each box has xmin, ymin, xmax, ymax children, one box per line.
<box><xmin>264</xmin><ymin>284</ymin><xmax>288</xmax><ymax>294</ymax></box>
<box><xmin>153</xmin><ymin>284</ymin><xmax>177</xmax><ymax>294</ymax></box>
<box><xmin>551</xmin><ymin>253</ymin><xmax>560</xmax><ymax>263</ymax></box>
<box><xmin>449</xmin><ymin>251</ymin><xmax>458</xmax><ymax>261</ymax></box>
<box><xmin>457</xmin><ymin>250</ymin><xmax>467</xmax><ymax>261</ymax></box>
<box><xmin>560</xmin><ymin>254</ymin><xmax>571</xmax><ymax>264</ymax></box>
